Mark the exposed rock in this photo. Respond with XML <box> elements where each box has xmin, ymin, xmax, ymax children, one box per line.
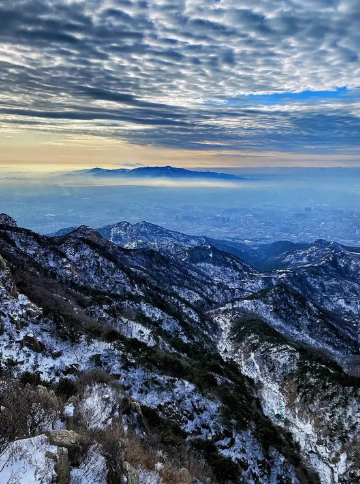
<box><xmin>12</xmin><ymin>318</ymin><xmax>23</xmax><ymax>331</ymax></box>
<box><xmin>0</xmin><ymin>213</ymin><xmax>17</xmax><ymax>227</ymax></box>
<box><xmin>123</xmin><ymin>394</ymin><xmax>142</xmax><ymax>415</ymax></box>
<box><xmin>130</xmin><ymin>400</ymin><xmax>142</xmax><ymax>415</ymax></box>
<box><xmin>121</xmin><ymin>394</ymin><xmax>146</xmax><ymax>431</ymax></box>
<box><xmin>123</xmin><ymin>461</ymin><xmax>140</xmax><ymax>484</ymax></box>
<box><xmin>45</xmin><ymin>451</ymin><xmax>58</xmax><ymax>461</ymax></box>
<box><xmin>62</xmin><ymin>363</ymin><xmax>80</xmax><ymax>375</ymax></box>
<box><xmin>0</xmin><ymin>254</ymin><xmax>7</xmax><ymax>271</ymax></box>
<box><xmin>21</xmin><ymin>333</ymin><xmax>46</xmax><ymax>353</ymax></box>
<box><xmin>55</xmin><ymin>447</ymin><xmax>71</xmax><ymax>484</ymax></box>
<box><xmin>48</xmin><ymin>430</ymin><xmax>83</xmax><ymax>448</ymax></box>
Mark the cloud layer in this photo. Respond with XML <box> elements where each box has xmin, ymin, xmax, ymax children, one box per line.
<box><xmin>1</xmin><ymin>0</ymin><xmax>360</xmax><ymax>154</ymax></box>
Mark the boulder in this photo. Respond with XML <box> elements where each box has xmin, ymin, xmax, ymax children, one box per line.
<box><xmin>123</xmin><ymin>394</ymin><xmax>142</xmax><ymax>415</ymax></box>
<box><xmin>55</xmin><ymin>447</ymin><xmax>71</xmax><ymax>484</ymax></box>
<box><xmin>21</xmin><ymin>334</ymin><xmax>46</xmax><ymax>353</ymax></box>
<box><xmin>48</xmin><ymin>430</ymin><xmax>83</xmax><ymax>448</ymax></box>
<box><xmin>62</xmin><ymin>363</ymin><xmax>80</xmax><ymax>376</ymax></box>
<box><xmin>130</xmin><ymin>400</ymin><xmax>142</xmax><ymax>415</ymax></box>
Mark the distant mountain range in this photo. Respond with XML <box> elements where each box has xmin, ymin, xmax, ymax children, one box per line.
<box><xmin>50</xmin><ymin>219</ymin><xmax>360</xmax><ymax>270</ymax></box>
<box><xmin>50</xmin><ymin>218</ymin><xmax>360</xmax><ymax>329</ymax></box>
<box><xmin>50</xmin><ymin>220</ymin><xmax>258</xmax><ymax>262</ymax></box>
<box><xmin>69</xmin><ymin>165</ymin><xmax>245</xmax><ymax>181</ymax></box>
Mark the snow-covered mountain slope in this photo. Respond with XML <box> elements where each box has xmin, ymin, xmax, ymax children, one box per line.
<box><xmin>50</xmin><ymin>220</ymin><xmax>253</xmax><ymax>262</ymax></box>
<box><xmin>97</xmin><ymin>220</ymin><xmax>209</xmax><ymax>249</ymax></box>
<box><xmin>50</xmin><ymin>220</ymin><xmax>360</xmax><ymax>272</ymax></box>
<box><xmin>2</xmin><ymin>215</ymin><xmax>360</xmax><ymax>484</ymax></box>
<box><xmin>54</xmin><ymin>223</ymin><xmax>268</xmax><ymax>298</ymax></box>
<box><xmin>211</xmin><ymin>284</ymin><xmax>358</xmax><ymax>365</ymax></box>
<box><xmin>66</xmin><ymin>221</ymin><xmax>360</xmax><ymax>320</ymax></box>
<box><xmin>0</xmin><ymin>225</ymin><xmax>219</xmax><ymax>349</ymax></box>
<box><xmin>92</xmin><ymin>221</ymin><xmax>360</xmax><ymax>274</ymax></box>
<box><xmin>0</xmin><ymin>263</ymin><xmax>310</xmax><ymax>483</ymax></box>
<box><xmin>4</xmin><ymin>220</ymin><xmax>360</xmax><ymax>359</ymax></box>
<box><xmin>161</xmin><ymin>243</ymin><xmax>266</xmax><ymax>293</ymax></box>
<box><xmin>218</xmin><ymin>315</ymin><xmax>360</xmax><ymax>484</ymax></box>
<box><xmin>272</xmin><ymin>260</ymin><xmax>360</xmax><ymax>320</ymax></box>
<box><xmin>259</xmin><ymin>239</ymin><xmax>360</xmax><ymax>270</ymax></box>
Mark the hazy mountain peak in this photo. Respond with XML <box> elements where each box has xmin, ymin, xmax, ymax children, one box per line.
<box><xmin>70</xmin><ymin>165</ymin><xmax>244</xmax><ymax>181</ymax></box>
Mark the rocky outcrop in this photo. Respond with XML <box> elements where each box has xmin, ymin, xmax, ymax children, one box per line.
<box><xmin>62</xmin><ymin>363</ymin><xmax>80</xmax><ymax>376</ymax></box>
<box><xmin>228</xmin><ymin>333</ymin><xmax>360</xmax><ymax>484</ymax></box>
<box><xmin>0</xmin><ymin>255</ymin><xmax>17</xmax><ymax>298</ymax></box>
<box><xmin>0</xmin><ymin>213</ymin><xmax>17</xmax><ymax>227</ymax></box>
<box><xmin>48</xmin><ymin>430</ymin><xmax>83</xmax><ymax>448</ymax></box>
<box><xmin>55</xmin><ymin>447</ymin><xmax>71</xmax><ymax>484</ymax></box>
<box><xmin>0</xmin><ymin>254</ymin><xmax>7</xmax><ymax>271</ymax></box>
<box><xmin>123</xmin><ymin>394</ymin><xmax>143</xmax><ymax>416</ymax></box>
<box><xmin>20</xmin><ymin>333</ymin><xmax>46</xmax><ymax>353</ymax></box>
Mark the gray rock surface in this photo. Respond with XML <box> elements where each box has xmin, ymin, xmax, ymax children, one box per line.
<box><xmin>48</xmin><ymin>430</ymin><xmax>83</xmax><ymax>448</ymax></box>
<box><xmin>55</xmin><ymin>447</ymin><xmax>71</xmax><ymax>484</ymax></box>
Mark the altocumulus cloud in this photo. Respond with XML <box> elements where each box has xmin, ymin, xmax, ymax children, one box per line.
<box><xmin>1</xmin><ymin>0</ymin><xmax>360</xmax><ymax>153</ymax></box>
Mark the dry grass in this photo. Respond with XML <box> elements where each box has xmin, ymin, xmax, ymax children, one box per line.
<box><xmin>124</xmin><ymin>433</ymin><xmax>156</xmax><ymax>471</ymax></box>
<box><xmin>0</xmin><ymin>380</ymin><xmax>63</xmax><ymax>452</ymax></box>
<box><xmin>159</xmin><ymin>463</ymin><xmax>182</xmax><ymax>484</ymax></box>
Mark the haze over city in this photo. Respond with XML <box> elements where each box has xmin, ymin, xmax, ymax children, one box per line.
<box><xmin>1</xmin><ymin>0</ymin><xmax>360</xmax><ymax>242</ymax></box>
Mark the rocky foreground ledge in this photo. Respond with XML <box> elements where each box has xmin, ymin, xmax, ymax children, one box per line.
<box><xmin>0</xmin><ymin>380</ymin><xmax>198</xmax><ymax>484</ymax></box>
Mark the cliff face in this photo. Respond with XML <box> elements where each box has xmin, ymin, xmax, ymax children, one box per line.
<box><xmin>1</xmin><ymin>217</ymin><xmax>360</xmax><ymax>483</ymax></box>
<box><xmin>217</xmin><ymin>314</ymin><xmax>360</xmax><ymax>484</ymax></box>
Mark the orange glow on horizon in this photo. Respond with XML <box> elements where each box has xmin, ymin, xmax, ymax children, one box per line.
<box><xmin>1</xmin><ymin>131</ymin><xmax>360</xmax><ymax>175</ymax></box>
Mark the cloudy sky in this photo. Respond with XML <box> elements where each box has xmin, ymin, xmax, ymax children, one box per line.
<box><xmin>1</xmin><ymin>0</ymin><xmax>360</xmax><ymax>171</ymax></box>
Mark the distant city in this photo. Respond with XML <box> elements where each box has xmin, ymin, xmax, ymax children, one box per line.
<box><xmin>1</xmin><ymin>167</ymin><xmax>360</xmax><ymax>246</ymax></box>
<box><xmin>166</xmin><ymin>204</ymin><xmax>360</xmax><ymax>246</ymax></box>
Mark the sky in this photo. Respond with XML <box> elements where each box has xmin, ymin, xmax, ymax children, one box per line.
<box><xmin>1</xmin><ymin>0</ymin><xmax>360</xmax><ymax>171</ymax></box>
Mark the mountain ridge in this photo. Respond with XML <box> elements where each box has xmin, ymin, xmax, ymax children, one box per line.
<box><xmin>1</xmin><ymin>214</ymin><xmax>360</xmax><ymax>483</ymax></box>
<box><xmin>67</xmin><ymin>165</ymin><xmax>246</xmax><ymax>181</ymax></box>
